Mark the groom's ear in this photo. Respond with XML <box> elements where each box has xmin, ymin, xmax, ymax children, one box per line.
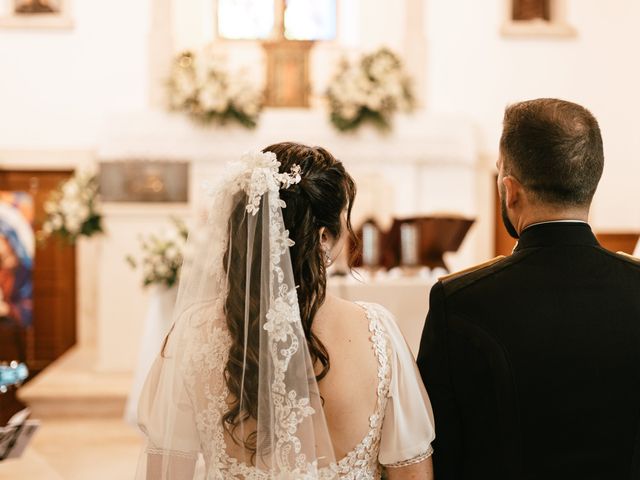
<box><xmin>502</xmin><ymin>176</ymin><xmax>522</xmax><ymax>209</ymax></box>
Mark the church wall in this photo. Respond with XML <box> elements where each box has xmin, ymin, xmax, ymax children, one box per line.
<box><xmin>425</xmin><ymin>0</ymin><xmax>640</xmax><ymax>231</ymax></box>
<box><xmin>0</xmin><ymin>0</ymin><xmax>151</xmax><ymax>150</ymax></box>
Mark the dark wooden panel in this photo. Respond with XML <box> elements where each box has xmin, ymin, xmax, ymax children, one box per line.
<box><xmin>0</xmin><ymin>170</ymin><xmax>76</xmax><ymax>375</ymax></box>
<box><xmin>595</xmin><ymin>232</ymin><xmax>639</xmax><ymax>255</ymax></box>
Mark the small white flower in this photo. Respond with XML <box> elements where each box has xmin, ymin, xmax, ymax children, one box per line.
<box><xmin>165</xmin><ymin>246</ymin><xmax>178</xmax><ymax>260</ymax></box>
<box><xmin>155</xmin><ymin>263</ymin><xmax>169</xmax><ymax>277</ymax></box>
<box><xmin>44</xmin><ymin>201</ymin><xmax>56</xmax><ymax>214</ymax></box>
<box><xmin>51</xmin><ymin>215</ymin><xmax>63</xmax><ymax>230</ymax></box>
<box><xmin>62</xmin><ymin>180</ymin><xmax>79</xmax><ymax>197</ymax></box>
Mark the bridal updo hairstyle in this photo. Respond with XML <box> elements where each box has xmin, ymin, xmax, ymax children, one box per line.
<box><xmin>223</xmin><ymin>142</ymin><xmax>357</xmax><ymax>453</ymax></box>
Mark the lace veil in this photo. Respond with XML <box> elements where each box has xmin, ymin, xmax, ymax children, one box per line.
<box><xmin>135</xmin><ymin>150</ymin><xmax>337</xmax><ymax>479</ymax></box>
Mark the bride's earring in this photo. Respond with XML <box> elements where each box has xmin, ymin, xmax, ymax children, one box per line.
<box><xmin>323</xmin><ymin>247</ymin><xmax>333</xmax><ymax>267</ymax></box>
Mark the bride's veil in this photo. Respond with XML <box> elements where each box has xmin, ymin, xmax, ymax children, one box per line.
<box><xmin>135</xmin><ymin>150</ymin><xmax>337</xmax><ymax>479</ymax></box>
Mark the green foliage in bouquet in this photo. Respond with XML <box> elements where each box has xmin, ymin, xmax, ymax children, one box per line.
<box><xmin>169</xmin><ymin>50</ymin><xmax>263</xmax><ymax>129</ymax></box>
<box><xmin>327</xmin><ymin>48</ymin><xmax>415</xmax><ymax>133</ymax></box>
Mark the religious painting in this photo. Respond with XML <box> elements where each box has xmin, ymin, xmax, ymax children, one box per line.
<box><xmin>501</xmin><ymin>0</ymin><xmax>575</xmax><ymax>37</ymax></box>
<box><xmin>0</xmin><ymin>0</ymin><xmax>72</xmax><ymax>28</ymax></box>
<box><xmin>0</xmin><ymin>192</ymin><xmax>34</xmax><ymax>329</ymax></box>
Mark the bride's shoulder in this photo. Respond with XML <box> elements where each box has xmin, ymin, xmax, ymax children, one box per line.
<box><xmin>353</xmin><ymin>301</ymin><xmax>398</xmax><ymax>328</ymax></box>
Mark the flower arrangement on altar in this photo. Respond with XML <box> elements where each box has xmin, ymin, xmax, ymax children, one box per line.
<box><xmin>168</xmin><ymin>49</ymin><xmax>263</xmax><ymax>129</ymax></box>
<box><xmin>126</xmin><ymin>219</ymin><xmax>189</xmax><ymax>288</ymax></box>
<box><xmin>327</xmin><ymin>48</ymin><xmax>414</xmax><ymax>132</ymax></box>
<box><xmin>40</xmin><ymin>171</ymin><xmax>103</xmax><ymax>244</ymax></box>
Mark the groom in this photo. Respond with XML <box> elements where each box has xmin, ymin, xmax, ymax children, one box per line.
<box><xmin>418</xmin><ymin>98</ymin><xmax>640</xmax><ymax>479</ymax></box>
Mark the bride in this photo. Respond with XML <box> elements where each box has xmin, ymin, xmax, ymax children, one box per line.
<box><xmin>135</xmin><ymin>142</ymin><xmax>435</xmax><ymax>479</ymax></box>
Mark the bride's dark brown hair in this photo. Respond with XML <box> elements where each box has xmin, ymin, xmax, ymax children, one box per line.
<box><xmin>222</xmin><ymin>142</ymin><xmax>357</xmax><ymax>454</ymax></box>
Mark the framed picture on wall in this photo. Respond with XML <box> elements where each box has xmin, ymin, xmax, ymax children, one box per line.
<box><xmin>0</xmin><ymin>0</ymin><xmax>73</xmax><ymax>29</ymax></box>
<box><xmin>501</xmin><ymin>0</ymin><xmax>575</xmax><ymax>37</ymax></box>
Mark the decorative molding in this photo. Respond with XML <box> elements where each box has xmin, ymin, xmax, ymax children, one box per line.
<box><xmin>0</xmin><ymin>149</ymin><xmax>94</xmax><ymax>170</ymax></box>
<box><xmin>0</xmin><ymin>0</ymin><xmax>73</xmax><ymax>29</ymax></box>
<box><xmin>501</xmin><ymin>0</ymin><xmax>576</xmax><ymax>38</ymax></box>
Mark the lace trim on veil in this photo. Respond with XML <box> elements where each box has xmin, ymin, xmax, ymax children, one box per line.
<box><xmin>179</xmin><ymin>151</ymin><xmax>322</xmax><ymax>478</ymax></box>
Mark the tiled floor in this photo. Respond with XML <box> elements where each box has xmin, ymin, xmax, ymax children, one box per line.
<box><xmin>0</xmin><ymin>418</ymin><xmax>142</xmax><ymax>480</ymax></box>
<box><xmin>0</xmin><ymin>347</ymin><xmax>143</xmax><ymax>480</ymax></box>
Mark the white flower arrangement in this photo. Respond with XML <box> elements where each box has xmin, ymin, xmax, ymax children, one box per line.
<box><xmin>40</xmin><ymin>171</ymin><xmax>103</xmax><ymax>244</ymax></box>
<box><xmin>327</xmin><ymin>48</ymin><xmax>414</xmax><ymax>132</ymax></box>
<box><xmin>126</xmin><ymin>219</ymin><xmax>189</xmax><ymax>288</ymax></box>
<box><xmin>169</xmin><ymin>49</ymin><xmax>263</xmax><ymax>129</ymax></box>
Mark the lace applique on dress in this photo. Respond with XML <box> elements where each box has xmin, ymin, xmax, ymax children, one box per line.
<box><xmin>183</xmin><ymin>302</ymin><xmax>403</xmax><ymax>480</ymax></box>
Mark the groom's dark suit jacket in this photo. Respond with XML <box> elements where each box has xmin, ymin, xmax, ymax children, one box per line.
<box><xmin>417</xmin><ymin>222</ymin><xmax>640</xmax><ymax>480</ymax></box>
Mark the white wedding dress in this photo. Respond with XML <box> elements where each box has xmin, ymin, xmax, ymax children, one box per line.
<box><xmin>134</xmin><ymin>150</ymin><xmax>435</xmax><ymax>479</ymax></box>
<box><xmin>137</xmin><ymin>301</ymin><xmax>434</xmax><ymax>479</ymax></box>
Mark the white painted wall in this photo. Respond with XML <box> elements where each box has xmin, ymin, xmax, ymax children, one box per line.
<box><xmin>0</xmin><ymin>0</ymin><xmax>150</xmax><ymax>150</ymax></box>
<box><xmin>425</xmin><ymin>0</ymin><xmax>640</xmax><ymax>230</ymax></box>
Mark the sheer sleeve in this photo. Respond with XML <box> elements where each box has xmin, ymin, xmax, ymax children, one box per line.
<box><xmin>135</xmin><ymin>353</ymin><xmax>202</xmax><ymax>479</ymax></box>
<box><xmin>377</xmin><ymin>308</ymin><xmax>435</xmax><ymax>467</ymax></box>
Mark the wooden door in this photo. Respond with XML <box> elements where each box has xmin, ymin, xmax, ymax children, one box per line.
<box><xmin>0</xmin><ymin>170</ymin><xmax>76</xmax><ymax>375</ymax></box>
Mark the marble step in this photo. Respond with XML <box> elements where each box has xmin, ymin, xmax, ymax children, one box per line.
<box><xmin>18</xmin><ymin>346</ymin><xmax>132</xmax><ymax>419</ymax></box>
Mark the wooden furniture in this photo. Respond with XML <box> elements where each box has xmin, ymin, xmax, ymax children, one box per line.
<box><xmin>0</xmin><ymin>170</ymin><xmax>76</xmax><ymax>376</ymax></box>
<box><xmin>386</xmin><ymin>216</ymin><xmax>475</xmax><ymax>271</ymax></box>
<box><xmin>595</xmin><ymin>232</ymin><xmax>639</xmax><ymax>255</ymax></box>
<box><xmin>263</xmin><ymin>40</ymin><xmax>313</xmax><ymax>107</ymax></box>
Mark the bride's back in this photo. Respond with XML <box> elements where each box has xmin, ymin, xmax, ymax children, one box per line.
<box><xmin>222</xmin><ymin>295</ymin><xmax>379</xmax><ymax>464</ymax></box>
<box><xmin>312</xmin><ymin>295</ymin><xmax>381</xmax><ymax>459</ymax></box>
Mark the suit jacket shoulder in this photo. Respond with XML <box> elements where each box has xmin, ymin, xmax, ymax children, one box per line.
<box><xmin>440</xmin><ymin>253</ymin><xmax>529</xmax><ymax>297</ymax></box>
<box><xmin>609</xmin><ymin>250</ymin><xmax>640</xmax><ymax>268</ymax></box>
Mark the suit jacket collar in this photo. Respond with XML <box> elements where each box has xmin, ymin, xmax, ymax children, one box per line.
<box><xmin>514</xmin><ymin>221</ymin><xmax>600</xmax><ymax>252</ymax></box>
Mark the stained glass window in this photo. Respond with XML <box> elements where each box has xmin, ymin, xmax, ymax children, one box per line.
<box><xmin>284</xmin><ymin>0</ymin><xmax>336</xmax><ymax>41</ymax></box>
<box><xmin>217</xmin><ymin>0</ymin><xmax>336</xmax><ymax>41</ymax></box>
<box><xmin>217</xmin><ymin>0</ymin><xmax>275</xmax><ymax>40</ymax></box>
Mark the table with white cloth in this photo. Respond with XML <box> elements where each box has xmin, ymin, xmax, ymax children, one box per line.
<box><xmin>327</xmin><ymin>271</ymin><xmax>439</xmax><ymax>357</ymax></box>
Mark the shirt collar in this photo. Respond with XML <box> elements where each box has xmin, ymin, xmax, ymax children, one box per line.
<box><xmin>514</xmin><ymin>221</ymin><xmax>599</xmax><ymax>252</ymax></box>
